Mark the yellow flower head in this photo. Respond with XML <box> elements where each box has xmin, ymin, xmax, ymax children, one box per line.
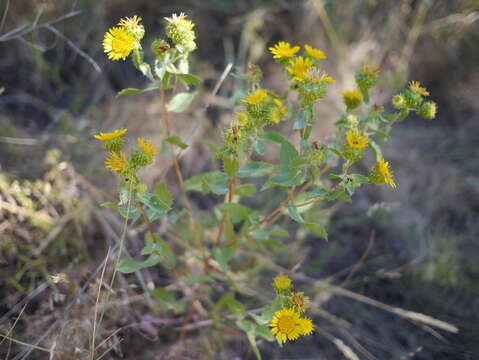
<box><xmin>298</xmin><ymin>318</ymin><xmax>314</xmax><ymax>336</ymax></box>
<box><xmin>287</xmin><ymin>56</ymin><xmax>315</xmax><ymax>82</ymax></box>
<box><xmin>269</xmin><ymin>308</ymin><xmax>303</xmax><ymax>343</ymax></box>
<box><xmin>273</xmin><ymin>274</ymin><xmax>292</xmax><ymax>292</ymax></box>
<box><xmin>164</xmin><ymin>12</ymin><xmax>196</xmax><ymax>52</ymax></box>
<box><xmin>242</xmin><ymin>88</ymin><xmax>267</xmax><ymax>106</ymax></box>
<box><xmin>370</xmin><ymin>157</ymin><xmax>396</xmax><ymax>188</ymax></box>
<box><xmin>118</xmin><ymin>15</ymin><xmax>145</xmax><ymax>41</ymax></box>
<box><xmin>137</xmin><ymin>138</ymin><xmax>158</xmax><ymax>156</ymax></box>
<box><xmin>288</xmin><ymin>292</ymin><xmax>310</xmax><ymax>313</ymax></box>
<box><xmin>103</xmin><ymin>27</ymin><xmax>136</xmax><ymax>61</ymax></box>
<box><xmin>94</xmin><ymin>128</ymin><xmax>128</xmax><ymax>142</ymax></box>
<box><xmin>304</xmin><ymin>44</ymin><xmax>327</xmax><ymax>59</ymax></box>
<box><xmin>342</xmin><ymin>90</ymin><xmax>363</xmax><ymax>110</ymax></box>
<box><xmin>269</xmin><ymin>41</ymin><xmax>300</xmax><ymax>60</ymax></box>
<box><xmin>104</xmin><ymin>152</ymin><xmax>127</xmax><ymax>173</ymax></box>
<box><xmin>409</xmin><ymin>80</ymin><xmax>429</xmax><ymax>96</ymax></box>
<box><xmin>346</xmin><ymin>129</ymin><xmax>368</xmax><ymax>149</ymax></box>
<box><xmin>362</xmin><ymin>64</ymin><xmax>380</xmax><ymax>77</ymax></box>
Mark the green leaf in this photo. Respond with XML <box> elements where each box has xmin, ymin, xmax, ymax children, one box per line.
<box><xmin>269</xmin><ymin>228</ymin><xmax>289</xmax><ymax>237</ymax></box>
<box><xmin>213</xmin><ymin>245</ymin><xmax>236</xmax><ymax>272</ymax></box>
<box><xmin>185</xmin><ymin>274</ymin><xmax>213</xmax><ymax>285</ymax></box>
<box><xmin>117</xmin><ymin>86</ymin><xmax>159</xmax><ymax>96</ymax></box>
<box><xmin>168</xmin><ymin>92</ymin><xmax>196</xmax><ymax>112</ymax></box>
<box><xmin>176</xmin><ymin>73</ymin><xmax>202</xmax><ymax>86</ymax></box>
<box><xmin>279</xmin><ymin>140</ymin><xmax>299</xmax><ymax>172</ymax></box>
<box><xmin>223</xmin><ymin>157</ymin><xmax>240</xmax><ymax>179</ymax></box>
<box><xmin>287</xmin><ymin>205</ymin><xmax>305</xmax><ymax>223</ymax></box>
<box><xmin>235</xmin><ymin>184</ymin><xmax>257</xmax><ymax>197</ymax></box>
<box><xmin>238</xmin><ymin>162</ymin><xmax>276</xmax><ymax>178</ymax></box>
<box><xmin>153</xmin><ymin>183</ymin><xmax>174</xmax><ymax>210</ymax></box>
<box><xmin>213</xmin><ymin>293</ymin><xmax>246</xmax><ymax>327</ymax></box>
<box><xmin>261</xmin><ymin>131</ymin><xmax>287</xmax><ymax>144</ymax></box>
<box><xmin>141</xmin><ymin>233</ymin><xmax>176</xmax><ymax>268</ymax></box>
<box><xmin>138</xmin><ymin>192</ymin><xmax>169</xmax><ymax>220</ymax></box>
<box><xmin>237</xmin><ymin>320</ymin><xmax>262</xmax><ymax>360</ymax></box>
<box><xmin>117</xmin><ymin>254</ymin><xmax>162</xmax><ymax>274</ymax></box>
<box><xmin>261</xmin><ymin>170</ymin><xmax>305</xmax><ymax>190</ymax></box>
<box><xmin>185</xmin><ymin>171</ymin><xmax>229</xmax><ymax>195</ymax></box>
<box><xmin>294</xmin><ymin>109</ymin><xmax>307</xmax><ymax>130</ymax></box>
<box><xmin>151</xmin><ymin>288</ymin><xmax>176</xmax><ymax>303</ymax></box>
<box><xmin>218</xmin><ymin>203</ymin><xmax>251</xmax><ymax>223</ymax></box>
<box><xmin>305</xmin><ymin>223</ymin><xmax>328</xmax><ymax>240</ymax></box>
<box><xmin>165</xmin><ymin>135</ymin><xmax>188</xmax><ymax>149</ymax></box>
<box><xmin>369</xmin><ymin>140</ymin><xmax>383</xmax><ymax>160</ymax></box>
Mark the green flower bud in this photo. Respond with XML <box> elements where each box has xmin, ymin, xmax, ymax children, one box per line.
<box><xmin>404</xmin><ymin>90</ymin><xmax>423</xmax><ymax>109</ymax></box>
<box><xmin>130</xmin><ymin>149</ymin><xmax>152</xmax><ymax>167</ymax></box>
<box><xmin>419</xmin><ymin>101</ymin><xmax>437</xmax><ymax>120</ymax></box>
<box><xmin>104</xmin><ymin>138</ymin><xmax>125</xmax><ymax>153</ymax></box>
<box><xmin>392</xmin><ymin>94</ymin><xmax>405</xmax><ymax>109</ymax></box>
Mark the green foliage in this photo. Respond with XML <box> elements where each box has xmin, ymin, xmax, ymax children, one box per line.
<box><xmin>99</xmin><ymin>16</ymin><xmax>439</xmax><ymax>358</ymax></box>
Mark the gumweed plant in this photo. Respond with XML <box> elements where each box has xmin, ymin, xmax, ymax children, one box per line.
<box><xmin>94</xmin><ymin>13</ymin><xmax>438</xmax><ymax>359</ymax></box>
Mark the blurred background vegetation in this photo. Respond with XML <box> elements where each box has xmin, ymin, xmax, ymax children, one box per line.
<box><xmin>1</xmin><ymin>0</ymin><xmax>478</xmax><ymax>359</ymax></box>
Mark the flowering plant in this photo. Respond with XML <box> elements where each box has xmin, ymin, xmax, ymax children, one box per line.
<box><xmin>93</xmin><ymin>13</ymin><xmax>438</xmax><ymax>358</ymax></box>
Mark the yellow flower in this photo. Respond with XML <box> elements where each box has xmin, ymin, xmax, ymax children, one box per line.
<box><xmin>269</xmin><ymin>41</ymin><xmax>300</xmax><ymax>60</ymax></box>
<box><xmin>287</xmin><ymin>57</ymin><xmax>315</xmax><ymax>82</ymax></box>
<box><xmin>409</xmin><ymin>80</ymin><xmax>429</xmax><ymax>96</ymax></box>
<box><xmin>103</xmin><ymin>27</ymin><xmax>136</xmax><ymax>61</ymax></box>
<box><xmin>346</xmin><ymin>129</ymin><xmax>368</xmax><ymax>149</ymax></box>
<box><xmin>370</xmin><ymin>157</ymin><xmax>396</xmax><ymax>188</ymax></box>
<box><xmin>269</xmin><ymin>308</ymin><xmax>303</xmax><ymax>343</ymax></box>
<box><xmin>273</xmin><ymin>275</ymin><xmax>292</xmax><ymax>292</ymax></box>
<box><xmin>242</xmin><ymin>88</ymin><xmax>267</xmax><ymax>106</ymax></box>
<box><xmin>164</xmin><ymin>13</ymin><xmax>196</xmax><ymax>52</ymax></box>
<box><xmin>93</xmin><ymin>128</ymin><xmax>128</xmax><ymax>142</ymax></box>
<box><xmin>304</xmin><ymin>44</ymin><xmax>327</xmax><ymax>59</ymax></box>
<box><xmin>137</xmin><ymin>138</ymin><xmax>158</xmax><ymax>156</ymax></box>
<box><xmin>104</xmin><ymin>152</ymin><xmax>127</xmax><ymax>173</ymax></box>
<box><xmin>118</xmin><ymin>15</ymin><xmax>145</xmax><ymax>40</ymax></box>
<box><xmin>298</xmin><ymin>318</ymin><xmax>314</xmax><ymax>335</ymax></box>
<box><xmin>288</xmin><ymin>292</ymin><xmax>310</xmax><ymax>313</ymax></box>
<box><xmin>362</xmin><ymin>64</ymin><xmax>380</xmax><ymax>77</ymax></box>
<box><xmin>342</xmin><ymin>90</ymin><xmax>363</xmax><ymax>110</ymax></box>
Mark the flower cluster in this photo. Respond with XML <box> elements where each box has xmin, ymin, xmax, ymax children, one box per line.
<box><xmin>223</xmin><ymin>87</ymin><xmax>287</xmax><ymax>155</ymax></box>
<box><xmin>103</xmin><ymin>16</ymin><xmax>144</xmax><ymax>61</ymax></box>
<box><xmin>269</xmin><ymin>42</ymin><xmax>334</xmax><ymax>108</ymax></box>
<box><xmin>269</xmin><ymin>275</ymin><xmax>313</xmax><ymax>343</ymax></box>
<box><xmin>392</xmin><ymin>80</ymin><xmax>437</xmax><ymax>120</ymax></box>
<box><xmin>93</xmin><ymin>129</ymin><xmax>157</xmax><ymax>191</ymax></box>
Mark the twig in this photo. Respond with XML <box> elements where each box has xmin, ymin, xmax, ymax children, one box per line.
<box><xmin>45</xmin><ymin>24</ymin><xmax>101</xmax><ymax>73</ymax></box>
<box><xmin>90</xmin><ymin>246</ymin><xmax>112</xmax><ymax>360</ymax></box>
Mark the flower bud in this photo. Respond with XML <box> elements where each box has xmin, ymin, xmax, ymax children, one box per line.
<box><xmin>419</xmin><ymin>101</ymin><xmax>437</xmax><ymax>119</ymax></box>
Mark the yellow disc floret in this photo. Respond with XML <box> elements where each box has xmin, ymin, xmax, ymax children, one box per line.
<box><xmin>94</xmin><ymin>128</ymin><xmax>128</xmax><ymax>142</ymax></box>
<box><xmin>137</xmin><ymin>138</ymin><xmax>159</xmax><ymax>156</ymax></box>
<box><xmin>287</xmin><ymin>56</ymin><xmax>315</xmax><ymax>82</ymax></box>
<box><xmin>103</xmin><ymin>27</ymin><xmax>136</xmax><ymax>61</ymax></box>
<box><xmin>346</xmin><ymin>129</ymin><xmax>368</xmax><ymax>149</ymax></box>
<box><xmin>304</xmin><ymin>44</ymin><xmax>326</xmax><ymax>59</ymax></box>
<box><xmin>269</xmin><ymin>41</ymin><xmax>300</xmax><ymax>60</ymax></box>
<box><xmin>273</xmin><ymin>274</ymin><xmax>292</xmax><ymax>292</ymax></box>
<box><xmin>242</xmin><ymin>88</ymin><xmax>267</xmax><ymax>106</ymax></box>
<box><xmin>288</xmin><ymin>292</ymin><xmax>310</xmax><ymax>313</ymax></box>
<box><xmin>269</xmin><ymin>308</ymin><xmax>303</xmax><ymax>343</ymax></box>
